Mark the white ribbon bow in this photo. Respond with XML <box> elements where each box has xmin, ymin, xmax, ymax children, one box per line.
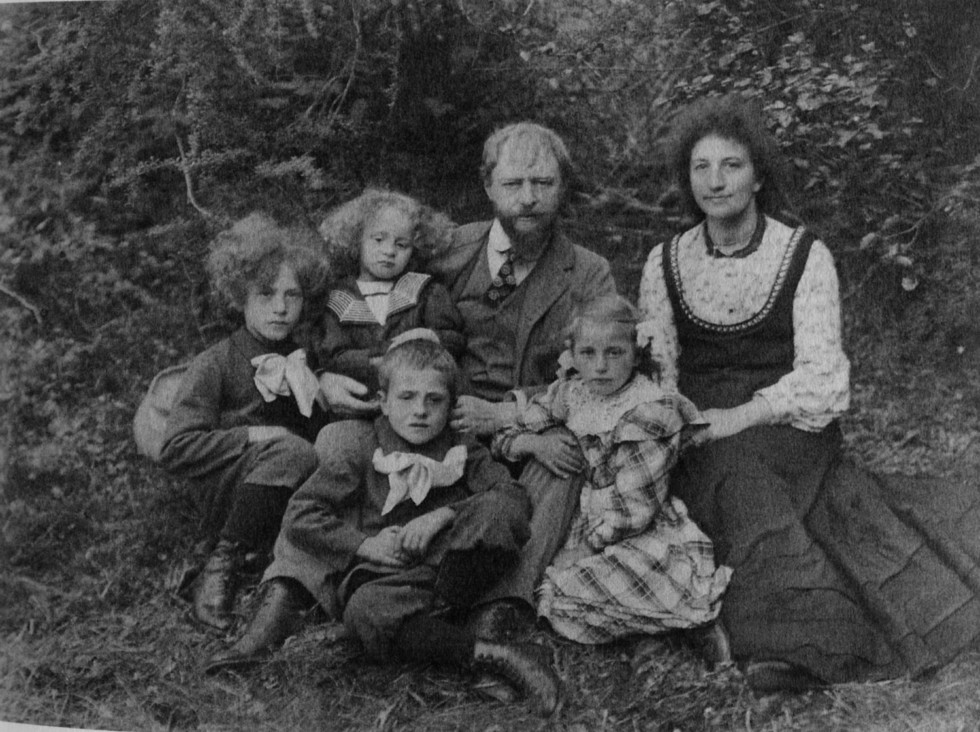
<box><xmin>251</xmin><ymin>349</ymin><xmax>321</xmax><ymax>417</ymax></box>
<box><xmin>372</xmin><ymin>445</ymin><xmax>468</xmax><ymax>515</ymax></box>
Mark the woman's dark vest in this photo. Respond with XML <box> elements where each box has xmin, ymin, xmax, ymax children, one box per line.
<box><xmin>661</xmin><ymin>224</ymin><xmax>815</xmax><ymax>411</ymax></box>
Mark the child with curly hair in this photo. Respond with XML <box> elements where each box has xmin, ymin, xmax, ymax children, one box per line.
<box><xmin>493</xmin><ymin>295</ymin><xmax>732</xmax><ymax>648</ymax></box>
<box><xmin>159</xmin><ymin>213</ymin><xmax>331</xmax><ymax>632</ymax></box>
<box><xmin>316</xmin><ymin>188</ymin><xmax>465</xmax><ymax>392</ymax></box>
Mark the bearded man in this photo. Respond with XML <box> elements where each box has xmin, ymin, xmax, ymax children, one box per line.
<box><xmin>428</xmin><ymin>122</ymin><xmax>617</xmax><ymax>636</ymax></box>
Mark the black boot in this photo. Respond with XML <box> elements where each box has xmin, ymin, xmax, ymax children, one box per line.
<box><xmin>690</xmin><ymin>620</ymin><xmax>732</xmax><ymax>670</ymax></box>
<box><xmin>473</xmin><ymin>639</ymin><xmax>561</xmax><ymax>717</ymax></box>
<box><xmin>204</xmin><ymin>578</ymin><xmax>310</xmax><ymax>674</ymax></box>
<box><xmin>467</xmin><ymin>599</ymin><xmax>534</xmax><ymax>642</ymax></box>
<box><xmin>743</xmin><ymin>660</ymin><xmax>826</xmax><ymax>693</ymax></box>
<box><xmin>193</xmin><ymin>540</ymin><xmax>244</xmax><ymax>632</ymax></box>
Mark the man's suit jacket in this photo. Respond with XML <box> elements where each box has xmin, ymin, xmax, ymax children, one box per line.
<box><xmin>429</xmin><ymin>220</ymin><xmax>617</xmax><ymax>396</ymax></box>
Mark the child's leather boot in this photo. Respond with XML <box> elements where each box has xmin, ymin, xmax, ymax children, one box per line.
<box><xmin>473</xmin><ymin>639</ymin><xmax>560</xmax><ymax>716</ymax></box>
<box><xmin>193</xmin><ymin>539</ymin><xmax>244</xmax><ymax>631</ymax></box>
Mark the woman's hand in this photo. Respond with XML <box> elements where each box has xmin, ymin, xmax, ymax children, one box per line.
<box><xmin>400</xmin><ymin>507</ymin><xmax>455</xmax><ymax>558</ymax></box>
<box><xmin>512</xmin><ymin>432</ymin><xmax>585</xmax><ymax>479</ymax></box>
<box><xmin>247</xmin><ymin>425</ymin><xmax>291</xmax><ymax>442</ymax></box>
<box><xmin>689</xmin><ymin>399</ymin><xmax>775</xmax><ymax>448</ymax></box>
<box><xmin>451</xmin><ymin>396</ymin><xmax>517</xmax><ymax>436</ymax></box>
<box><xmin>318</xmin><ymin>372</ymin><xmax>378</xmax><ymax>415</ymax></box>
<box><xmin>356</xmin><ymin>526</ymin><xmax>409</xmax><ymax>568</ymax></box>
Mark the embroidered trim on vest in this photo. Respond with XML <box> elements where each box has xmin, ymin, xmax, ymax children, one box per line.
<box><xmin>666</xmin><ymin>224</ymin><xmax>806</xmax><ymax>334</ymax></box>
<box><xmin>327</xmin><ymin>272</ymin><xmax>432</xmax><ymax>324</ymax></box>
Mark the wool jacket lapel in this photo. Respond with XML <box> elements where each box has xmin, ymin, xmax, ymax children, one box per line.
<box><xmin>513</xmin><ymin>231</ymin><xmax>575</xmax><ymax>369</ymax></box>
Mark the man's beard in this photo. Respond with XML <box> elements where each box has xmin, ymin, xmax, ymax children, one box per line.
<box><xmin>496</xmin><ymin>210</ymin><xmax>557</xmax><ymax>259</ymax></box>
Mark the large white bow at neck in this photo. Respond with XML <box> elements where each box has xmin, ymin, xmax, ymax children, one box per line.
<box><xmin>372</xmin><ymin>445</ymin><xmax>468</xmax><ymax>515</ymax></box>
<box><xmin>250</xmin><ymin>349</ymin><xmax>320</xmax><ymax>417</ymax></box>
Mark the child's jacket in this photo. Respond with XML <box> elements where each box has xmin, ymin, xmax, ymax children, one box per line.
<box><xmin>159</xmin><ymin>328</ymin><xmax>328</xmax><ymax>480</ymax></box>
<box><xmin>283</xmin><ymin>417</ymin><xmax>530</xmax><ymax>578</ymax></box>
<box><xmin>316</xmin><ymin>272</ymin><xmax>465</xmax><ymax>389</ymax></box>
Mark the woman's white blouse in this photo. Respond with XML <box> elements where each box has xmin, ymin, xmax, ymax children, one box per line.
<box><xmin>637</xmin><ymin>216</ymin><xmax>850</xmax><ymax>432</ymax></box>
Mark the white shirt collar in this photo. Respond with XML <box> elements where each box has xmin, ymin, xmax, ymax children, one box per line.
<box><xmin>356</xmin><ymin>279</ymin><xmax>396</xmax><ymax>297</ymax></box>
<box><xmin>488</xmin><ymin>219</ymin><xmax>512</xmax><ymax>255</ymax></box>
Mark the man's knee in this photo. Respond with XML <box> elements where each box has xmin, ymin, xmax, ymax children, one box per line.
<box><xmin>520</xmin><ymin>460</ymin><xmax>581</xmax><ymax>514</ymax></box>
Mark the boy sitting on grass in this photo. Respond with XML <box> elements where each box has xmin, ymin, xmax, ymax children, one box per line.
<box><xmin>159</xmin><ymin>213</ymin><xmax>330</xmax><ymax>632</ymax></box>
<box><xmin>210</xmin><ymin>331</ymin><xmax>560</xmax><ymax>716</ymax></box>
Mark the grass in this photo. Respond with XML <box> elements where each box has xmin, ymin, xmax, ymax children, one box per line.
<box><xmin>2</xmin><ymin>209</ymin><xmax>980</xmax><ymax>731</ymax></box>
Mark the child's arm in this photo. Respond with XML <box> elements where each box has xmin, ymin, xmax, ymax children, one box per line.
<box><xmin>356</xmin><ymin>526</ymin><xmax>409</xmax><ymax>567</ymax></box>
<box><xmin>159</xmin><ymin>347</ymin><xmax>251</xmax><ymax>478</ymax></box>
<box><xmin>400</xmin><ymin>507</ymin><xmax>456</xmax><ymax>558</ymax></box>
<box><xmin>491</xmin><ymin>379</ymin><xmax>584</xmax><ymax>478</ymax></box>
<box><xmin>282</xmin><ymin>422</ymin><xmax>382</xmax><ymax>574</ymax></box>
<box><xmin>585</xmin><ymin>400</ymin><xmax>687</xmax><ymax>549</ymax></box>
<box><xmin>317</xmin><ymin>310</ymin><xmax>383</xmax><ymax>388</ymax></box>
<box><xmin>418</xmin><ymin>280</ymin><xmax>467</xmax><ymax>359</ymax></box>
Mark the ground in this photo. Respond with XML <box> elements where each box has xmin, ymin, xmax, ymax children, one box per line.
<box><xmin>1</xmin><ymin>209</ymin><xmax>980</xmax><ymax>731</ymax></box>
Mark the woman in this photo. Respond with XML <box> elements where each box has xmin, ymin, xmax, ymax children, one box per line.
<box><xmin>638</xmin><ymin>93</ymin><xmax>980</xmax><ymax>691</ymax></box>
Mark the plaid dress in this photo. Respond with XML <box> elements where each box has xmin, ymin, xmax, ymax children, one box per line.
<box><xmin>494</xmin><ymin>373</ymin><xmax>732</xmax><ymax>643</ymax></box>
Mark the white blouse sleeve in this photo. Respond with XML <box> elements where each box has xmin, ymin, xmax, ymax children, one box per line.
<box><xmin>636</xmin><ymin>244</ymin><xmax>679</xmax><ymax>391</ymax></box>
<box><xmin>755</xmin><ymin>240</ymin><xmax>851</xmax><ymax>431</ymax></box>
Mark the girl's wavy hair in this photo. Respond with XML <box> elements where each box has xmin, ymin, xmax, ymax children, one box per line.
<box><xmin>206</xmin><ymin>212</ymin><xmax>330</xmax><ymax>312</ymax></box>
<box><xmin>666</xmin><ymin>93</ymin><xmax>795</xmax><ymax>221</ymax></box>
<box><xmin>565</xmin><ymin>294</ymin><xmax>660</xmax><ymax>380</ymax></box>
<box><xmin>318</xmin><ymin>188</ymin><xmax>456</xmax><ymax>278</ymax></box>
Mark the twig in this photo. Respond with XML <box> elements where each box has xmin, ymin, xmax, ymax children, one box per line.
<box><xmin>2</xmin><ymin>573</ymin><xmax>67</xmax><ymax>598</ymax></box>
<box><xmin>174</xmin><ymin>135</ymin><xmax>219</xmax><ymax>221</ymax></box>
<box><xmin>324</xmin><ymin>5</ymin><xmax>363</xmax><ymax>132</ymax></box>
<box><xmin>0</xmin><ymin>282</ymin><xmax>42</xmax><ymax>325</ymax></box>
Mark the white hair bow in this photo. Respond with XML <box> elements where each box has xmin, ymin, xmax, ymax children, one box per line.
<box><xmin>372</xmin><ymin>445</ymin><xmax>467</xmax><ymax>515</ymax></box>
<box><xmin>251</xmin><ymin>349</ymin><xmax>320</xmax><ymax>417</ymax></box>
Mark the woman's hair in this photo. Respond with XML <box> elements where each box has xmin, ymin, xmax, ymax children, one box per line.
<box><xmin>206</xmin><ymin>212</ymin><xmax>330</xmax><ymax>311</ymax></box>
<box><xmin>378</xmin><ymin>336</ymin><xmax>460</xmax><ymax>401</ymax></box>
<box><xmin>318</xmin><ymin>188</ymin><xmax>456</xmax><ymax>278</ymax></box>
<box><xmin>666</xmin><ymin>93</ymin><xmax>793</xmax><ymax>220</ymax></box>
<box><xmin>480</xmin><ymin>121</ymin><xmax>574</xmax><ymax>190</ymax></box>
<box><xmin>566</xmin><ymin>294</ymin><xmax>660</xmax><ymax>379</ymax></box>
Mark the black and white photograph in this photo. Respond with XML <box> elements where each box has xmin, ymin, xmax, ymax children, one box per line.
<box><xmin>2</xmin><ymin>0</ymin><xmax>979</xmax><ymax>729</ymax></box>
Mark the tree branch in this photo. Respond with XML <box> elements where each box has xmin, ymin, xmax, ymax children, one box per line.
<box><xmin>0</xmin><ymin>282</ymin><xmax>42</xmax><ymax>325</ymax></box>
<box><xmin>175</xmin><ymin>135</ymin><xmax>219</xmax><ymax>221</ymax></box>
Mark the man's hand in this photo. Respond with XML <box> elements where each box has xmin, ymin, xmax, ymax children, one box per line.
<box><xmin>400</xmin><ymin>507</ymin><xmax>455</xmax><ymax>558</ymax></box>
<box><xmin>550</xmin><ymin>543</ymin><xmax>593</xmax><ymax>571</ymax></box>
<box><xmin>451</xmin><ymin>396</ymin><xmax>517</xmax><ymax>436</ymax></box>
<box><xmin>318</xmin><ymin>372</ymin><xmax>378</xmax><ymax>416</ymax></box>
<box><xmin>512</xmin><ymin>432</ymin><xmax>584</xmax><ymax>479</ymax></box>
<box><xmin>247</xmin><ymin>425</ymin><xmax>291</xmax><ymax>443</ymax></box>
<box><xmin>355</xmin><ymin>526</ymin><xmax>409</xmax><ymax>568</ymax></box>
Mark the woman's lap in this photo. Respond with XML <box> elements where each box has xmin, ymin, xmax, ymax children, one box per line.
<box><xmin>672</xmin><ymin>425</ymin><xmax>980</xmax><ymax>682</ymax></box>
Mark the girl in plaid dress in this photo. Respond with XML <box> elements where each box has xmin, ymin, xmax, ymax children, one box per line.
<box><xmin>493</xmin><ymin>295</ymin><xmax>731</xmax><ymax>643</ymax></box>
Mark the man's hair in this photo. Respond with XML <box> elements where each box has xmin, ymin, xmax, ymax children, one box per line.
<box><xmin>206</xmin><ymin>212</ymin><xmax>330</xmax><ymax>311</ymax></box>
<box><xmin>318</xmin><ymin>188</ymin><xmax>455</xmax><ymax>278</ymax></box>
<box><xmin>665</xmin><ymin>93</ymin><xmax>794</xmax><ymax>221</ymax></box>
<box><xmin>566</xmin><ymin>294</ymin><xmax>660</xmax><ymax>379</ymax></box>
<box><xmin>480</xmin><ymin>122</ymin><xmax>574</xmax><ymax>189</ymax></box>
<box><xmin>378</xmin><ymin>337</ymin><xmax>459</xmax><ymax>400</ymax></box>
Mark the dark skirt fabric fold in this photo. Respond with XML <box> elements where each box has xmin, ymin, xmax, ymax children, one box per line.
<box><xmin>672</xmin><ymin>423</ymin><xmax>980</xmax><ymax>683</ymax></box>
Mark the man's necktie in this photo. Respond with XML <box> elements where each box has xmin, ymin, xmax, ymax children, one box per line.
<box><xmin>485</xmin><ymin>248</ymin><xmax>517</xmax><ymax>306</ymax></box>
